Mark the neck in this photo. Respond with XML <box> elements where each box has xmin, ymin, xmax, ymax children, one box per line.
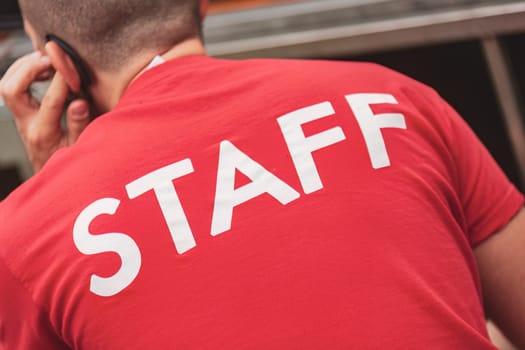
<box><xmin>91</xmin><ymin>37</ymin><xmax>207</xmax><ymax>113</ymax></box>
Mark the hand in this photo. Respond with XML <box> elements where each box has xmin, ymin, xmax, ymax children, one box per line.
<box><xmin>0</xmin><ymin>51</ymin><xmax>91</xmax><ymax>173</ymax></box>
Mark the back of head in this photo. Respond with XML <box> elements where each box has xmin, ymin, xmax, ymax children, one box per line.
<box><xmin>19</xmin><ymin>0</ymin><xmax>202</xmax><ymax>71</ymax></box>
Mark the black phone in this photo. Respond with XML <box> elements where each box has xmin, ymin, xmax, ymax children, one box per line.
<box><xmin>45</xmin><ymin>34</ymin><xmax>92</xmax><ymax>101</ymax></box>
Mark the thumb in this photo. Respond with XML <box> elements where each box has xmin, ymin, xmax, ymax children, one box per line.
<box><xmin>66</xmin><ymin>99</ymin><xmax>91</xmax><ymax>144</ymax></box>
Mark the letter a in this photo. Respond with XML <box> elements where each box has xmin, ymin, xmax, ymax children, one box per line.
<box><xmin>211</xmin><ymin>141</ymin><xmax>300</xmax><ymax>236</ymax></box>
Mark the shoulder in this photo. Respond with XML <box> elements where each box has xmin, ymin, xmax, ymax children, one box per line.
<box><xmin>241</xmin><ymin>58</ymin><xmax>440</xmax><ymax>101</ymax></box>
<box><xmin>239</xmin><ymin>57</ymin><xmax>397</xmax><ymax>78</ymax></box>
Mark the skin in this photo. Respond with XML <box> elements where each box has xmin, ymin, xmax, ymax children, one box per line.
<box><xmin>0</xmin><ymin>50</ymin><xmax>90</xmax><ymax>172</ymax></box>
<box><xmin>474</xmin><ymin>207</ymin><xmax>525</xmax><ymax>349</ymax></box>
<box><xmin>0</xmin><ymin>0</ymin><xmax>208</xmax><ymax>172</ymax></box>
<box><xmin>0</xmin><ymin>0</ymin><xmax>523</xmax><ymax>347</ymax></box>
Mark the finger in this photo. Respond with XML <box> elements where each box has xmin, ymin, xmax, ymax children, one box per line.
<box><xmin>0</xmin><ymin>52</ymin><xmax>51</xmax><ymax>93</ymax></box>
<box><xmin>1</xmin><ymin>52</ymin><xmax>41</xmax><ymax>81</ymax></box>
<box><xmin>66</xmin><ymin>99</ymin><xmax>91</xmax><ymax>144</ymax></box>
<box><xmin>35</xmin><ymin>67</ymin><xmax>55</xmax><ymax>82</ymax></box>
<box><xmin>0</xmin><ymin>52</ymin><xmax>52</xmax><ymax>117</ymax></box>
<box><xmin>32</xmin><ymin>71</ymin><xmax>69</xmax><ymax>139</ymax></box>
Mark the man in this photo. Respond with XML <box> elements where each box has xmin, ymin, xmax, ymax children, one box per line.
<box><xmin>0</xmin><ymin>0</ymin><xmax>523</xmax><ymax>349</ymax></box>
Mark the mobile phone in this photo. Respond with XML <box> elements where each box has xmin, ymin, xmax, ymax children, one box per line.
<box><xmin>44</xmin><ymin>34</ymin><xmax>92</xmax><ymax>101</ymax></box>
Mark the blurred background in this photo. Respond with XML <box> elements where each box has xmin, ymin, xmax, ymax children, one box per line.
<box><xmin>0</xmin><ymin>1</ymin><xmax>524</xmax><ymax>347</ymax></box>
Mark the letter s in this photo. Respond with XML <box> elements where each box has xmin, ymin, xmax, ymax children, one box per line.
<box><xmin>73</xmin><ymin>198</ymin><xmax>142</xmax><ymax>297</ymax></box>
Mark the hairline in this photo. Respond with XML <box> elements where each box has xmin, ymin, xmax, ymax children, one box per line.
<box><xmin>19</xmin><ymin>0</ymin><xmax>202</xmax><ymax>71</ymax></box>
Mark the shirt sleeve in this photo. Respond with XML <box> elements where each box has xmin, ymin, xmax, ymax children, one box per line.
<box><xmin>0</xmin><ymin>258</ymin><xmax>70</xmax><ymax>350</ymax></box>
<box><xmin>439</xmin><ymin>97</ymin><xmax>524</xmax><ymax>246</ymax></box>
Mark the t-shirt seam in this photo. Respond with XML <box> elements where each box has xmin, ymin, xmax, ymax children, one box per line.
<box><xmin>470</xmin><ymin>191</ymin><xmax>524</xmax><ymax>246</ymax></box>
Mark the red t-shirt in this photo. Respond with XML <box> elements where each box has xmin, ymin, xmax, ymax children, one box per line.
<box><xmin>0</xmin><ymin>56</ymin><xmax>523</xmax><ymax>349</ymax></box>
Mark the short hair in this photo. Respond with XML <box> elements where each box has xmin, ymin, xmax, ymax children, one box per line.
<box><xmin>19</xmin><ymin>0</ymin><xmax>202</xmax><ymax>71</ymax></box>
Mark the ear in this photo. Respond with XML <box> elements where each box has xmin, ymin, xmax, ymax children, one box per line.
<box><xmin>44</xmin><ymin>40</ymin><xmax>82</xmax><ymax>93</ymax></box>
<box><xmin>199</xmin><ymin>0</ymin><xmax>208</xmax><ymax>21</ymax></box>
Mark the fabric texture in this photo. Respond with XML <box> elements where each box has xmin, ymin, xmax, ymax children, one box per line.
<box><xmin>0</xmin><ymin>57</ymin><xmax>523</xmax><ymax>349</ymax></box>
